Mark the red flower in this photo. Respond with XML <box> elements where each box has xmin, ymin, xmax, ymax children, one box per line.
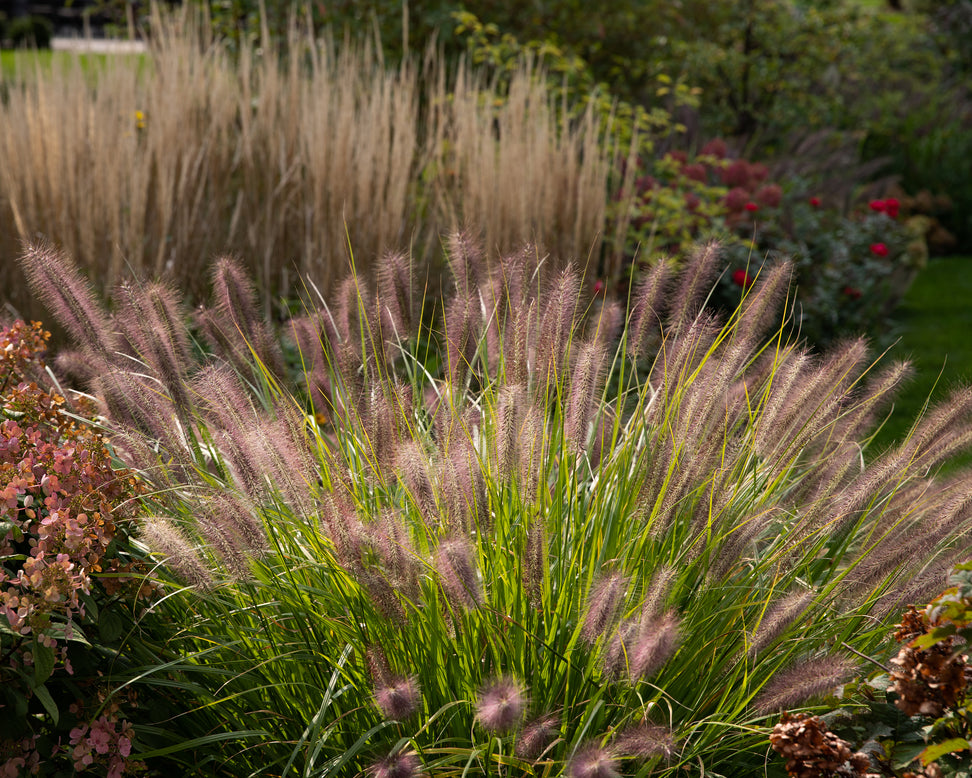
<box><xmin>842</xmin><ymin>286</ymin><xmax>862</xmax><ymax>300</ymax></box>
<box><xmin>869</xmin><ymin>242</ymin><xmax>889</xmax><ymax>257</ymax></box>
<box><xmin>885</xmin><ymin>197</ymin><xmax>900</xmax><ymax>218</ymax></box>
<box><xmin>809</xmin><ymin>196</ymin><xmax>821</xmax><ymax>207</ymax></box>
<box><xmin>868</xmin><ymin>199</ymin><xmax>886</xmax><ymax>213</ymax></box>
<box><xmin>744</xmin><ymin>201</ymin><xmax>759</xmax><ymax>213</ymax></box>
<box><xmin>732</xmin><ymin>268</ymin><xmax>754</xmax><ymax>288</ymax></box>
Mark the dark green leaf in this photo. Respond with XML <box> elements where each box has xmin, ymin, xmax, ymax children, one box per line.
<box><xmin>99</xmin><ymin>610</ymin><xmax>124</xmax><ymax>643</ymax></box>
<box><xmin>32</xmin><ymin>638</ymin><xmax>55</xmax><ymax>685</ymax></box>
<box><xmin>32</xmin><ymin>683</ymin><xmax>59</xmax><ymax>726</ymax></box>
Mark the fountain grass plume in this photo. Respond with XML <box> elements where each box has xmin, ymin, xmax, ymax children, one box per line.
<box><xmin>20</xmin><ymin>234</ymin><xmax>972</xmax><ymax>776</ymax></box>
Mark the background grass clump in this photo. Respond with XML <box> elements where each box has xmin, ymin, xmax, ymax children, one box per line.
<box><xmin>11</xmin><ymin>234</ymin><xmax>972</xmax><ymax>776</ymax></box>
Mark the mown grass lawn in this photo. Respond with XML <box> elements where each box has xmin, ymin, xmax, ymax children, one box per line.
<box><xmin>874</xmin><ymin>256</ymin><xmax>972</xmax><ymax>470</ymax></box>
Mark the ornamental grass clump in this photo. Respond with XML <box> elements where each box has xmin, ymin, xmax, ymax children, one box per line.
<box><xmin>17</xmin><ymin>235</ymin><xmax>972</xmax><ymax>775</ymax></box>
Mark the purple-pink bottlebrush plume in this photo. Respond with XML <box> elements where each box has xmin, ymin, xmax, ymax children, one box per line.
<box><xmin>536</xmin><ymin>266</ymin><xmax>582</xmax><ymax>399</ymax></box>
<box><xmin>733</xmin><ymin>260</ymin><xmax>792</xmax><ymax>347</ymax></box>
<box><xmin>475</xmin><ymin>676</ymin><xmax>527</xmax><ymax>734</ymax></box>
<box><xmin>367</xmin><ymin>647</ymin><xmax>421</xmax><ymax>721</ymax></box>
<box><xmin>515</xmin><ymin>713</ymin><xmax>560</xmax><ymax>760</ymax></box>
<box><xmin>205</xmin><ymin>256</ymin><xmax>283</xmax><ymax>377</ymax></box>
<box><xmin>203</xmin><ymin>492</ymin><xmax>267</xmax><ymax>557</ymax></box>
<box><xmin>666</xmin><ymin>240</ymin><xmax>721</xmax><ymax>335</ymax></box>
<box><xmin>627</xmin><ymin>609</ymin><xmax>682</xmax><ymax>682</ymax></box>
<box><xmin>139</xmin><ymin>519</ymin><xmax>213</xmax><ymax>589</ymax></box>
<box><xmin>753</xmin><ymin>654</ymin><xmax>860</xmax><ymax>714</ymax></box>
<box><xmin>374</xmin><ymin>674</ymin><xmax>421</xmax><ymax>721</ymax></box>
<box><xmin>581</xmin><ymin>572</ymin><xmax>629</xmax><ymax>645</ymax></box>
<box><xmin>446</xmin><ymin>229</ymin><xmax>486</xmax><ymax>296</ymax></box>
<box><xmin>591</xmin><ymin>299</ymin><xmax>624</xmax><ymax>350</ymax></box>
<box><xmin>197</xmin><ymin>515</ymin><xmax>251</xmax><ymax>580</ymax></box>
<box><xmin>114</xmin><ymin>281</ymin><xmax>191</xmax><ymax>414</ymax></box>
<box><xmin>434</xmin><ymin>535</ymin><xmax>484</xmax><ymax>611</ymax></box>
<box><xmin>287</xmin><ymin>314</ymin><xmax>331</xmax><ymax>408</ymax></box>
<box><xmin>566</xmin><ymin>340</ymin><xmax>608</xmax><ymax>456</ymax></box>
<box><xmin>568</xmin><ymin>743</ymin><xmax>620</xmax><ymax>778</ymax></box>
<box><xmin>748</xmin><ymin>590</ymin><xmax>815</xmax><ymax>660</ymax></box>
<box><xmin>508</xmin><ymin>299</ymin><xmax>536</xmax><ymax>387</ymax></box>
<box><xmin>626</xmin><ymin>258</ymin><xmax>673</xmax><ymax>360</ymax></box>
<box><xmin>394</xmin><ymin>440</ymin><xmax>436</xmax><ymax>524</ymax></box>
<box><xmin>523</xmin><ymin>514</ymin><xmax>545</xmax><ymax>608</ymax></box>
<box><xmin>443</xmin><ymin>290</ymin><xmax>481</xmax><ymax>388</ymax></box>
<box><xmin>495</xmin><ymin>385</ymin><xmax>525</xmax><ymax>484</ymax></box>
<box><xmin>18</xmin><ymin>239</ymin><xmax>118</xmax><ymax>364</ymax></box>
<box><xmin>367</xmin><ymin>749</ymin><xmax>424</xmax><ymax>778</ymax></box>
<box><xmin>615</xmin><ymin>723</ymin><xmax>677</xmax><ymax>762</ymax></box>
<box><xmin>375</xmin><ymin>249</ymin><xmax>415</xmax><ymax>345</ymax></box>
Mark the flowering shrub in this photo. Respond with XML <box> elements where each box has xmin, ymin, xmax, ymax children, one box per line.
<box><xmin>617</xmin><ymin>142</ymin><xmax>923</xmax><ymax>348</ymax></box>
<box><xmin>0</xmin><ymin>320</ymin><xmax>149</xmax><ymax>777</ymax></box>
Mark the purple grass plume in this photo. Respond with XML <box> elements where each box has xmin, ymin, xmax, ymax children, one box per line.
<box><xmin>581</xmin><ymin>572</ymin><xmax>628</xmax><ymax>645</ymax></box>
<box><xmin>367</xmin><ymin>749</ymin><xmax>425</xmax><ymax>778</ymax></box>
<box><xmin>515</xmin><ymin>713</ymin><xmax>560</xmax><ymax>760</ymax></box>
<box><xmin>568</xmin><ymin>743</ymin><xmax>620</xmax><ymax>778</ymax></box>
<box><xmin>615</xmin><ymin>723</ymin><xmax>677</xmax><ymax>762</ymax></box>
<box><xmin>434</xmin><ymin>536</ymin><xmax>484</xmax><ymax>611</ymax></box>
<box><xmin>753</xmin><ymin>654</ymin><xmax>860</xmax><ymax>714</ymax></box>
<box><xmin>475</xmin><ymin>676</ymin><xmax>527</xmax><ymax>734</ymax></box>
<box><xmin>139</xmin><ymin>519</ymin><xmax>213</xmax><ymax>589</ymax></box>
<box><xmin>368</xmin><ymin>647</ymin><xmax>421</xmax><ymax>721</ymax></box>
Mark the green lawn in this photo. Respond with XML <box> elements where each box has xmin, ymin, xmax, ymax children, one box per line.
<box><xmin>0</xmin><ymin>48</ymin><xmax>146</xmax><ymax>80</ymax></box>
<box><xmin>872</xmin><ymin>256</ymin><xmax>972</xmax><ymax>469</ymax></box>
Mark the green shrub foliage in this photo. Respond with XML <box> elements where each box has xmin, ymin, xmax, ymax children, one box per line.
<box><xmin>16</xmin><ymin>237</ymin><xmax>972</xmax><ymax>775</ymax></box>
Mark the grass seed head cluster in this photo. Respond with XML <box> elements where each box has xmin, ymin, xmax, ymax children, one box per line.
<box><xmin>17</xmin><ymin>235</ymin><xmax>972</xmax><ymax>776</ymax></box>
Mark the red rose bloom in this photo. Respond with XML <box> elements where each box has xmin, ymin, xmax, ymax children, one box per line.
<box><xmin>732</xmin><ymin>268</ymin><xmax>754</xmax><ymax>288</ymax></box>
<box><xmin>869</xmin><ymin>199</ymin><xmax>886</xmax><ymax>213</ymax></box>
<box><xmin>869</xmin><ymin>242</ymin><xmax>889</xmax><ymax>257</ymax></box>
<box><xmin>809</xmin><ymin>196</ymin><xmax>821</xmax><ymax>207</ymax></box>
<box><xmin>842</xmin><ymin>286</ymin><xmax>862</xmax><ymax>300</ymax></box>
<box><xmin>744</xmin><ymin>201</ymin><xmax>759</xmax><ymax>213</ymax></box>
<box><xmin>885</xmin><ymin>197</ymin><xmax>900</xmax><ymax>218</ymax></box>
